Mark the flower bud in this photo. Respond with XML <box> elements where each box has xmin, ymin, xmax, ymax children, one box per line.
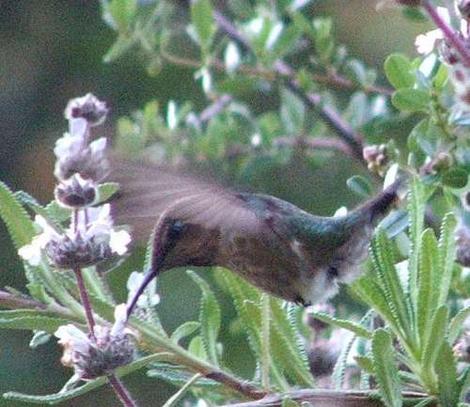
<box><xmin>363</xmin><ymin>144</ymin><xmax>389</xmax><ymax>176</ymax></box>
<box><xmin>65</xmin><ymin>93</ymin><xmax>109</xmax><ymax>127</ymax></box>
<box><xmin>54</xmin><ymin>174</ymin><xmax>96</xmax><ymax>208</ymax></box>
<box><xmin>308</xmin><ymin>338</ymin><xmax>338</xmax><ymax>377</ymax></box>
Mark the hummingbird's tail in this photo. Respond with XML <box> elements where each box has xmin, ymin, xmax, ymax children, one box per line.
<box><xmin>360</xmin><ymin>178</ymin><xmax>404</xmax><ymax>223</ymax></box>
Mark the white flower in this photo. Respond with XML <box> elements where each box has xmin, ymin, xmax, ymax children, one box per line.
<box><xmin>54</xmin><ymin>132</ymin><xmax>85</xmax><ymax>160</ymax></box>
<box><xmin>126</xmin><ymin>271</ymin><xmax>160</xmax><ymax>309</ymax></box>
<box><xmin>109</xmin><ymin>230</ymin><xmax>131</xmax><ymax>255</ymax></box>
<box><xmin>89</xmin><ymin>137</ymin><xmax>107</xmax><ymax>157</ymax></box>
<box><xmin>55</xmin><ymin>324</ymin><xmax>90</xmax><ymax>368</ymax></box>
<box><xmin>334</xmin><ymin>206</ymin><xmax>348</xmax><ymax>217</ymax></box>
<box><xmin>18</xmin><ymin>215</ymin><xmax>60</xmax><ymax>266</ymax></box>
<box><xmin>415</xmin><ymin>29</ymin><xmax>444</xmax><ymax>55</ymax></box>
<box><xmin>224</xmin><ymin>42</ymin><xmax>241</xmax><ymax>74</ymax></box>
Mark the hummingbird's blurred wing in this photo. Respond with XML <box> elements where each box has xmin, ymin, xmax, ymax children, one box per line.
<box><xmin>108</xmin><ymin>159</ymin><xmax>265</xmax><ymax>241</ymax></box>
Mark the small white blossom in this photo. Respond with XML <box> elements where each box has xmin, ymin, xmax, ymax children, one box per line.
<box><xmin>251</xmin><ymin>133</ymin><xmax>262</xmax><ymax>147</ymax></box>
<box><xmin>109</xmin><ymin>230</ymin><xmax>132</xmax><ymax>256</ymax></box>
<box><xmin>333</xmin><ymin>206</ymin><xmax>348</xmax><ymax>217</ymax></box>
<box><xmin>224</xmin><ymin>42</ymin><xmax>241</xmax><ymax>74</ymax></box>
<box><xmin>54</xmin><ymin>304</ymin><xmax>135</xmax><ymax>379</ymax></box>
<box><xmin>18</xmin><ymin>216</ymin><xmax>60</xmax><ymax>266</ymax></box>
<box><xmin>89</xmin><ymin>137</ymin><xmax>107</xmax><ymax>157</ymax></box>
<box><xmin>54</xmin><ymin>132</ymin><xmax>85</xmax><ymax>160</ymax></box>
<box><xmin>415</xmin><ymin>29</ymin><xmax>444</xmax><ymax>55</ymax></box>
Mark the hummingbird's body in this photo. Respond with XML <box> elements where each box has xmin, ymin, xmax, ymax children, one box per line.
<box><xmin>110</xmin><ymin>160</ymin><xmax>400</xmax><ymax>315</ymax></box>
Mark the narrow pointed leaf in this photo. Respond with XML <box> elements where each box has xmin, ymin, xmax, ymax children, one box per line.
<box><xmin>270</xmin><ymin>299</ymin><xmax>314</xmax><ymax>386</ymax></box>
<box><xmin>417</xmin><ymin>229</ymin><xmax>439</xmax><ymax>346</ymax></box>
<box><xmin>449</xmin><ymin>306</ymin><xmax>470</xmax><ymax>344</ymax></box>
<box><xmin>421</xmin><ymin>305</ymin><xmax>448</xmax><ymax>372</ymax></box>
<box><xmin>436</xmin><ymin>342</ymin><xmax>459</xmax><ymax>407</ymax></box>
<box><xmin>370</xmin><ymin>230</ymin><xmax>409</xmax><ymax>338</ymax></box>
<box><xmin>171</xmin><ymin>321</ymin><xmax>200</xmax><ymax>344</ymax></box>
<box><xmin>372</xmin><ymin>329</ymin><xmax>402</xmax><ymax>407</ymax></box>
<box><xmin>0</xmin><ymin>181</ymin><xmax>36</xmax><ymax>249</ymax></box>
<box><xmin>309</xmin><ymin>311</ymin><xmax>372</xmax><ymax>339</ymax></box>
<box><xmin>187</xmin><ymin>270</ymin><xmax>221</xmax><ymax>366</ymax></box>
<box><xmin>437</xmin><ymin>213</ymin><xmax>457</xmax><ymax>307</ymax></box>
<box><xmin>3</xmin><ymin>353</ymin><xmax>167</xmax><ymax>404</ymax></box>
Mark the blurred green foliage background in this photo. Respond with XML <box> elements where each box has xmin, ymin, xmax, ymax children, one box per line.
<box><xmin>0</xmin><ymin>1</ymin><xmax>428</xmax><ymax>405</ymax></box>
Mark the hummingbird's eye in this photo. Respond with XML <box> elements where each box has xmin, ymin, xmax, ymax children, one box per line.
<box><xmin>327</xmin><ymin>266</ymin><xmax>339</xmax><ymax>279</ymax></box>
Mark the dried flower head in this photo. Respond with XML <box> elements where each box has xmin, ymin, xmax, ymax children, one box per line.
<box><xmin>65</xmin><ymin>93</ymin><xmax>109</xmax><ymax>127</ymax></box>
<box><xmin>55</xmin><ymin>305</ymin><xmax>136</xmax><ymax>379</ymax></box>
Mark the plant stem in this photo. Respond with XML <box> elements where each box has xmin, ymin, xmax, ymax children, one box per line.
<box><xmin>73</xmin><ymin>266</ymin><xmax>96</xmax><ymax>342</ymax></box>
<box><xmin>422</xmin><ymin>0</ymin><xmax>470</xmax><ymax>67</ymax></box>
<box><xmin>212</xmin><ymin>10</ymin><xmax>365</xmax><ymax>161</ymax></box>
<box><xmin>108</xmin><ymin>373</ymin><xmax>138</xmax><ymax>407</ymax></box>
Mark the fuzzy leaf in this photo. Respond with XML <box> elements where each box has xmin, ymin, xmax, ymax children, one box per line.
<box><xmin>421</xmin><ymin>305</ymin><xmax>448</xmax><ymax>372</ymax></box>
<box><xmin>449</xmin><ymin>306</ymin><xmax>470</xmax><ymax>345</ymax></box>
<box><xmin>3</xmin><ymin>353</ymin><xmax>166</xmax><ymax>404</ymax></box>
<box><xmin>147</xmin><ymin>363</ymin><xmax>219</xmax><ymax>389</ymax></box>
<box><xmin>187</xmin><ymin>270</ymin><xmax>221</xmax><ymax>365</ymax></box>
<box><xmin>270</xmin><ymin>299</ymin><xmax>314</xmax><ymax>386</ymax></box>
<box><xmin>309</xmin><ymin>311</ymin><xmax>372</xmax><ymax>339</ymax></box>
<box><xmin>355</xmin><ymin>355</ymin><xmax>375</xmax><ymax>375</ymax></box>
<box><xmin>392</xmin><ymin>88</ymin><xmax>430</xmax><ymax>112</ymax></box>
<box><xmin>171</xmin><ymin>321</ymin><xmax>200</xmax><ymax>344</ymax></box>
<box><xmin>408</xmin><ymin>179</ymin><xmax>425</xmax><ymax>317</ymax></box>
<box><xmin>371</xmin><ymin>329</ymin><xmax>402</xmax><ymax>407</ymax></box>
<box><xmin>347</xmin><ymin>175</ymin><xmax>373</xmax><ymax>198</ymax></box>
<box><xmin>417</xmin><ymin>229</ymin><xmax>439</xmax><ymax>345</ymax></box>
<box><xmin>370</xmin><ymin>230</ymin><xmax>410</xmax><ymax>338</ymax></box>
<box><xmin>0</xmin><ymin>181</ymin><xmax>36</xmax><ymax>249</ymax></box>
<box><xmin>437</xmin><ymin>213</ymin><xmax>457</xmax><ymax>307</ymax></box>
<box><xmin>436</xmin><ymin>341</ymin><xmax>459</xmax><ymax>407</ymax></box>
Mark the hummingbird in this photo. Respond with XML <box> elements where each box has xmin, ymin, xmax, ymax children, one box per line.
<box><xmin>109</xmin><ymin>160</ymin><xmax>401</xmax><ymax>318</ymax></box>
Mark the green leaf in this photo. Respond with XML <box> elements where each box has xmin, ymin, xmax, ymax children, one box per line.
<box><xmin>0</xmin><ymin>315</ymin><xmax>70</xmax><ymax>332</ymax></box>
<box><xmin>355</xmin><ymin>355</ymin><xmax>375</xmax><ymax>375</ymax></box>
<box><xmin>371</xmin><ymin>329</ymin><xmax>402</xmax><ymax>407</ymax></box>
<box><xmin>436</xmin><ymin>342</ymin><xmax>459</xmax><ymax>407</ymax></box>
<box><xmin>191</xmin><ymin>0</ymin><xmax>215</xmax><ymax>52</ymax></box>
<box><xmin>449</xmin><ymin>306</ymin><xmax>470</xmax><ymax>345</ymax></box>
<box><xmin>3</xmin><ymin>353</ymin><xmax>167</xmax><ymax>404</ymax></box>
<box><xmin>408</xmin><ymin>178</ymin><xmax>425</xmax><ymax>319</ymax></box>
<box><xmin>171</xmin><ymin>321</ymin><xmax>200</xmax><ymax>344</ymax></box>
<box><xmin>392</xmin><ymin>88</ymin><xmax>430</xmax><ymax>112</ymax></box>
<box><xmin>96</xmin><ymin>182</ymin><xmax>120</xmax><ymax>204</ymax></box>
<box><xmin>437</xmin><ymin>213</ymin><xmax>457</xmax><ymax>307</ymax></box>
<box><xmin>187</xmin><ymin>270</ymin><xmax>221</xmax><ymax>365</ymax></box>
<box><xmin>162</xmin><ymin>373</ymin><xmax>202</xmax><ymax>407</ymax></box>
<box><xmin>0</xmin><ymin>181</ymin><xmax>36</xmax><ymax>249</ymax></box>
<box><xmin>108</xmin><ymin>0</ymin><xmax>137</xmax><ymax>31</ymax></box>
<box><xmin>270</xmin><ymin>299</ymin><xmax>314</xmax><ymax>386</ymax></box>
<box><xmin>442</xmin><ymin>168</ymin><xmax>469</xmax><ymax>188</ymax></box>
<box><xmin>45</xmin><ymin>201</ymin><xmax>71</xmax><ymax>224</ymax></box>
<box><xmin>417</xmin><ymin>229</ymin><xmax>439</xmax><ymax>345</ymax></box>
<box><xmin>421</xmin><ymin>305</ymin><xmax>448</xmax><ymax>373</ymax></box>
<box><xmin>308</xmin><ymin>311</ymin><xmax>372</xmax><ymax>339</ymax></box>
<box><xmin>346</xmin><ymin>175</ymin><xmax>373</xmax><ymax>198</ymax></box>
<box><xmin>147</xmin><ymin>363</ymin><xmax>220</xmax><ymax>389</ymax></box>
<box><xmin>384</xmin><ymin>54</ymin><xmax>415</xmax><ymax>89</ymax></box>
<box><xmin>281</xmin><ymin>397</ymin><xmax>301</xmax><ymax>407</ymax></box>
<box><xmin>217</xmin><ymin>268</ymin><xmax>262</xmax><ymax>357</ymax></box>
<box><xmin>370</xmin><ymin>230</ymin><xmax>410</xmax><ymax>339</ymax></box>
<box><xmin>280</xmin><ymin>88</ymin><xmax>305</xmax><ymax>134</ymax></box>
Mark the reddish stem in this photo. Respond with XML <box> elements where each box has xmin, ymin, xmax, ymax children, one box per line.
<box><xmin>108</xmin><ymin>374</ymin><xmax>138</xmax><ymax>407</ymax></box>
<box><xmin>73</xmin><ymin>266</ymin><xmax>97</xmax><ymax>342</ymax></box>
<box><xmin>422</xmin><ymin>0</ymin><xmax>470</xmax><ymax>67</ymax></box>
